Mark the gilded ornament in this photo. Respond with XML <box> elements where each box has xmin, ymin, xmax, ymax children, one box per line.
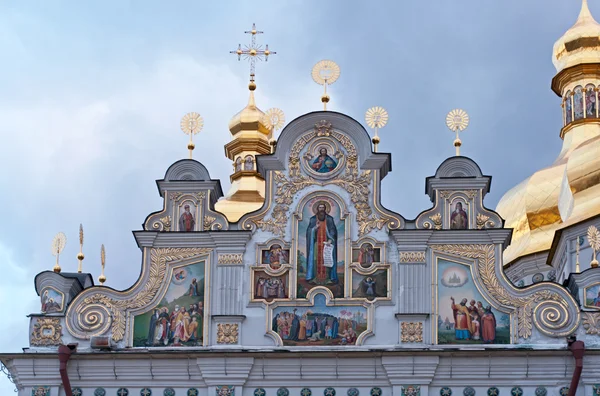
<box><xmin>365</xmin><ymin>107</ymin><xmax>388</xmax><ymax>152</ymax></box>
<box><xmin>152</xmin><ymin>215</ymin><xmax>172</xmax><ymax>232</ymax></box>
<box><xmin>476</xmin><ymin>213</ymin><xmax>490</xmax><ymax>230</ymax></box>
<box><xmin>68</xmin><ymin>248</ymin><xmax>212</xmax><ymax>342</ymax></box>
<box><xmin>434</xmin><ymin>244</ymin><xmax>579</xmax><ymax>339</ymax></box>
<box><xmin>439</xmin><ymin>190</ymin><xmax>452</xmax><ymax>199</ymax></box>
<box><xmin>312</xmin><ymin>60</ymin><xmax>340</xmax><ymax>110</ymax></box>
<box><xmin>263</xmin><ymin>108</ymin><xmax>285</xmax><ymax>131</ymax></box>
<box><xmin>218</xmin><ymin>253</ymin><xmax>244</xmax><ymax>265</ymax></box>
<box><xmin>217</xmin><ymin>386</ymin><xmax>235</xmax><ymax>396</ymax></box>
<box><xmin>465</xmin><ymin>190</ymin><xmax>478</xmax><ymax>199</ymax></box>
<box><xmin>230</xmin><ymin>23</ymin><xmax>275</xmax><ymax>85</ymax></box>
<box><xmin>445</xmin><ymin>109</ymin><xmax>469</xmax><ymax>156</ymax></box>
<box><xmin>31</xmin><ymin>318</ymin><xmax>62</xmax><ymax>346</ymax></box>
<box><xmin>582</xmin><ymin>312</ymin><xmax>600</xmax><ymax>335</ymax></box>
<box><xmin>399</xmin><ymin>251</ymin><xmax>426</xmax><ymax>263</ymax></box>
<box><xmin>217</xmin><ymin>323</ymin><xmax>239</xmax><ymax>344</ymax></box>
<box><xmin>588</xmin><ymin>225</ymin><xmax>600</xmax><ymax>268</ymax></box>
<box><xmin>51</xmin><ymin>231</ymin><xmax>67</xmax><ymax>273</ymax></box>
<box><xmin>401</xmin><ymin>322</ymin><xmax>423</xmax><ymax>343</ymax></box>
<box><xmin>203</xmin><ymin>215</ymin><xmax>217</xmax><ymax>231</ymax></box>
<box><xmin>169</xmin><ymin>192</ymin><xmax>183</xmax><ymax>201</ymax></box>
<box><xmin>429</xmin><ymin>213</ymin><xmax>443</xmax><ymax>230</ymax></box>
<box><xmin>196</xmin><ymin>191</ymin><xmax>207</xmax><ymax>201</ymax></box>
<box><xmin>180</xmin><ymin>112</ymin><xmax>204</xmax><ymax>160</ymax></box>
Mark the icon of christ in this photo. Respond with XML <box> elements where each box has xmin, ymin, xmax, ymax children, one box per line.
<box><xmin>306</xmin><ymin>201</ymin><xmax>339</xmax><ymax>284</ymax></box>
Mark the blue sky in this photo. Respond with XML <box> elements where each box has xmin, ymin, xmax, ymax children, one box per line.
<box><xmin>0</xmin><ymin>0</ymin><xmax>588</xmax><ymax>392</ymax></box>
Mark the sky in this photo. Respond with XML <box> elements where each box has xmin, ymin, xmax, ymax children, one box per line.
<box><xmin>0</xmin><ymin>0</ymin><xmax>589</xmax><ymax>392</ymax></box>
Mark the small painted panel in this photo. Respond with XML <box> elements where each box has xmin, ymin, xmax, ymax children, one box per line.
<box><xmin>449</xmin><ymin>200</ymin><xmax>468</xmax><ymax>230</ymax></box>
<box><xmin>401</xmin><ymin>386</ymin><xmax>420</xmax><ymax>396</ymax></box>
<box><xmin>261</xmin><ymin>244</ymin><xmax>290</xmax><ymax>270</ymax></box>
<box><xmin>352</xmin><ymin>243</ymin><xmax>381</xmax><ymax>268</ymax></box>
<box><xmin>437</xmin><ymin>259</ymin><xmax>510</xmax><ymax>344</ymax></box>
<box><xmin>297</xmin><ymin>197</ymin><xmax>345</xmax><ymax>298</ymax></box>
<box><xmin>41</xmin><ymin>287</ymin><xmax>64</xmax><ymax>313</ymax></box>
<box><xmin>272</xmin><ymin>293</ymin><xmax>367</xmax><ymax>346</ymax></box>
<box><xmin>216</xmin><ymin>386</ymin><xmax>234</xmax><ymax>396</ymax></box>
<box><xmin>351</xmin><ymin>269</ymin><xmax>388</xmax><ymax>300</ymax></box>
<box><xmin>574</xmin><ymin>86</ymin><xmax>584</xmax><ymax>120</ymax></box>
<box><xmin>31</xmin><ymin>386</ymin><xmax>50</xmax><ymax>396</ymax></box>
<box><xmin>307</xmin><ymin>146</ymin><xmax>338</xmax><ymax>173</ymax></box>
<box><xmin>178</xmin><ymin>200</ymin><xmax>197</xmax><ymax>232</ymax></box>
<box><xmin>133</xmin><ymin>261</ymin><xmax>206</xmax><ymax>346</ymax></box>
<box><xmin>565</xmin><ymin>92</ymin><xmax>573</xmax><ymax>124</ymax></box>
<box><xmin>254</xmin><ymin>270</ymin><xmax>289</xmax><ymax>301</ymax></box>
<box><xmin>584</xmin><ymin>283</ymin><xmax>600</xmax><ymax>310</ymax></box>
<box><xmin>586</xmin><ymin>85</ymin><xmax>597</xmax><ymax>117</ymax></box>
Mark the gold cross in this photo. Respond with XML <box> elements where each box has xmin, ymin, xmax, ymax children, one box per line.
<box><xmin>230</xmin><ymin>23</ymin><xmax>276</xmax><ymax>84</ymax></box>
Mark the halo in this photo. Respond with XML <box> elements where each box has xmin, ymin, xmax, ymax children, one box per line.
<box><xmin>312</xmin><ymin>200</ymin><xmax>332</xmax><ymax>215</ymax></box>
<box><xmin>365</xmin><ymin>107</ymin><xmax>389</xmax><ymax>129</ymax></box>
<box><xmin>446</xmin><ymin>109</ymin><xmax>469</xmax><ymax>132</ymax></box>
<box><xmin>180</xmin><ymin>112</ymin><xmax>204</xmax><ymax>135</ymax></box>
<box><xmin>311</xmin><ymin>60</ymin><xmax>340</xmax><ymax>85</ymax></box>
<box><xmin>51</xmin><ymin>232</ymin><xmax>67</xmax><ymax>256</ymax></box>
<box><xmin>262</xmin><ymin>108</ymin><xmax>285</xmax><ymax>131</ymax></box>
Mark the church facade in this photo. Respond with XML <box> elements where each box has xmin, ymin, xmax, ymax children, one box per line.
<box><xmin>4</xmin><ymin>3</ymin><xmax>600</xmax><ymax>396</ymax></box>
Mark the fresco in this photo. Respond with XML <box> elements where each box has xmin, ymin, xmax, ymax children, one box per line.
<box><xmin>260</xmin><ymin>244</ymin><xmax>290</xmax><ymax>270</ymax></box>
<box><xmin>585</xmin><ymin>284</ymin><xmax>600</xmax><ymax>309</ymax></box>
<box><xmin>352</xmin><ymin>243</ymin><xmax>381</xmax><ymax>268</ymax></box>
<box><xmin>178</xmin><ymin>200</ymin><xmax>197</xmax><ymax>232</ymax></box>
<box><xmin>297</xmin><ymin>196</ymin><xmax>345</xmax><ymax>298</ymax></box>
<box><xmin>272</xmin><ymin>293</ymin><xmax>367</xmax><ymax>346</ymax></box>
<box><xmin>133</xmin><ymin>261</ymin><xmax>205</xmax><ymax>347</ymax></box>
<box><xmin>307</xmin><ymin>147</ymin><xmax>338</xmax><ymax>173</ymax></box>
<box><xmin>437</xmin><ymin>259</ymin><xmax>509</xmax><ymax>344</ymax></box>
<box><xmin>351</xmin><ymin>269</ymin><xmax>388</xmax><ymax>300</ymax></box>
<box><xmin>254</xmin><ymin>270</ymin><xmax>289</xmax><ymax>302</ymax></box>
<box><xmin>41</xmin><ymin>288</ymin><xmax>63</xmax><ymax>313</ymax></box>
<box><xmin>449</xmin><ymin>200</ymin><xmax>468</xmax><ymax>230</ymax></box>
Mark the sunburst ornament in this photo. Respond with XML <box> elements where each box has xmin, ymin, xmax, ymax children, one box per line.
<box><xmin>77</xmin><ymin>223</ymin><xmax>85</xmax><ymax>273</ymax></box>
<box><xmin>588</xmin><ymin>225</ymin><xmax>600</xmax><ymax>268</ymax></box>
<box><xmin>445</xmin><ymin>109</ymin><xmax>470</xmax><ymax>156</ymax></box>
<box><xmin>51</xmin><ymin>232</ymin><xmax>67</xmax><ymax>273</ymax></box>
<box><xmin>180</xmin><ymin>112</ymin><xmax>204</xmax><ymax>159</ymax></box>
<box><xmin>263</xmin><ymin>108</ymin><xmax>285</xmax><ymax>131</ymax></box>
<box><xmin>312</xmin><ymin>60</ymin><xmax>340</xmax><ymax>110</ymax></box>
<box><xmin>99</xmin><ymin>244</ymin><xmax>107</xmax><ymax>285</ymax></box>
<box><xmin>365</xmin><ymin>106</ymin><xmax>389</xmax><ymax>152</ymax></box>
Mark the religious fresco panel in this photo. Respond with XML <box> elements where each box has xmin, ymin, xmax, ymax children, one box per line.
<box><xmin>41</xmin><ymin>287</ymin><xmax>64</xmax><ymax>313</ymax></box>
<box><xmin>449</xmin><ymin>199</ymin><xmax>469</xmax><ymax>230</ymax></box>
<box><xmin>584</xmin><ymin>283</ymin><xmax>600</xmax><ymax>310</ymax></box>
<box><xmin>351</xmin><ymin>269</ymin><xmax>388</xmax><ymax>300</ymax></box>
<box><xmin>352</xmin><ymin>243</ymin><xmax>381</xmax><ymax>268</ymax></box>
<box><xmin>565</xmin><ymin>91</ymin><xmax>573</xmax><ymax>124</ymax></box>
<box><xmin>253</xmin><ymin>269</ymin><xmax>289</xmax><ymax>302</ymax></box>
<box><xmin>271</xmin><ymin>293</ymin><xmax>367</xmax><ymax>346</ymax></box>
<box><xmin>574</xmin><ymin>86</ymin><xmax>584</xmax><ymax>120</ymax></box>
<box><xmin>296</xmin><ymin>196</ymin><xmax>345</xmax><ymax>299</ymax></box>
<box><xmin>178</xmin><ymin>200</ymin><xmax>198</xmax><ymax>232</ymax></box>
<box><xmin>133</xmin><ymin>261</ymin><xmax>206</xmax><ymax>347</ymax></box>
<box><xmin>436</xmin><ymin>259</ymin><xmax>509</xmax><ymax>344</ymax></box>
<box><xmin>586</xmin><ymin>84</ymin><xmax>597</xmax><ymax>117</ymax></box>
<box><xmin>260</xmin><ymin>244</ymin><xmax>290</xmax><ymax>270</ymax></box>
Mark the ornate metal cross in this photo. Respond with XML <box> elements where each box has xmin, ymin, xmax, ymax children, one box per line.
<box><xmin>230</xmin><ymin>23</ymin><xmax>276</xmax><ymax>83</ymax></box>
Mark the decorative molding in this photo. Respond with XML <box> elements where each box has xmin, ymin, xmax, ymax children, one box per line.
<box><xmin>31</xmin><ymin>386</ymin><xmax>50</xmax><ymax>396</ymax></box>
<box><xmin>582</xmin><ymin>312</ymin><xmax>600</xmax><ymax>335</ymax></box>
<box><xmin>425</xmin><ymin>213</ymin><xmax>442</xmax><ymax>230</ymax></box>
<box><xmin>204</xmin><ymin>215</ymin><xmax>217</xmax><ymax>231</ymax></box>
<box><xmin>433</xmin><ymin>244</ymin><xmax>580</xmax><ymax>339</ymax></box>
<box><xmin>31</xmin><ymin>318</ymin><xmax>62</xmax><ymax>346</ymax></box>
<box><xmin>400</xmin><ymin>322</ymin><xmax>423</xmax><ymax>343</ymax></box>
<box><xmin>218</xmin><ymin>253</ymin><xmax>244</xmax><ymax>265</ymax></box>
<box><xmin>465</xmin><ymin>190</ymin><xmax>478</xmax><ymax>199</ymax></box>
<box><xmin>169</xmin><ymin>192</ymin><xmax>183</xmax><ymax>201</ymax></box>
<box><xmin>217</xmin><ymin>323</ymin><xmax>239</xmax><ymax>344</ymax></box>
<box><xmin>216</xmin><ymin>386</ymin><xmax>235</xmax><ymax>396</ymax></box>
<box><xmin>399</xmin><ymin>251</ymin><xmax>426</xmax><ymax>263</ymax></box>
<box><xmin>401</xmin><ymin>386</ymin><xmax>420</xmax><ymax>396</ymax></box>
<box><xmin>67</xmin><ymin>248</ymin><xmax>212</xmax><ymax>342</ymax></box>
<box><xmin>151</xmin><ymin>215</ymin><xmax>172</xmax><ymax>232</ymax></box>
<box><xmin>476</xmin><ymin>213</ymin><xmax>490</xmax><ymax>230</ymax></box>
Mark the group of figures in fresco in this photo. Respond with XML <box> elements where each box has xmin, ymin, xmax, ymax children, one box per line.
<box><xmin>564</xmin><ymin>84</ymin><xmax>599</xmax><ymax>125</ymax></box>
<box><xmin>40</xmin><ymin>289</ymin><xmax>63</xmax><ymax>313</ymax></box>
<box><xmin>585</xmin><ymin>284</ymin><xmax>600</xmax><ymax>309</ymax></box>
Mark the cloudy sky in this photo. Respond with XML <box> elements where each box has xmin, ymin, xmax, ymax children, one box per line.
<box><xmin>0</xmin><ymin>0</ymin><xmax>588</xmax><ymax>391</ymax></box>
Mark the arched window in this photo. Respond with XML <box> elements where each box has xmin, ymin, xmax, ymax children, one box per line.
<box><xmin>234</xmin><ymin>157</ymin><xmax>242</xmax><ymax>173</ymax></box>
<box><xmin>574</xmin><ymin>86</ymin><xmax>584</xmax><ymax>120</ymax></box>
<box><xmin>586</xmin><ymin>84</ymin><xmax>597</xmax><ymax>118</ymax></box>
<box><xmin>244</xmin><ymin>155</ymin><xmax>254</xmax><ymax>171</ymax></box>
<box><xmin>565</xmin><ymin>90</ymin><xmax>573</xmax><ymax>125</ymax></box>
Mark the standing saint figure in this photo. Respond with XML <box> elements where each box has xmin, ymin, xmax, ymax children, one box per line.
<box><xmin>594</xmin><ymin>291</ymin><xmax>600</xmax><ymax>307</ymax></box>
<box><xmin>179</xmin><ymin>204</ymin><xmax>195</xmax><ymax>232</ymax></box>
<box><xmin>450</xmin><ymin>297</ymin><xmax>472</xmax><ymax>340</ymax></box>
<box><xmin>188</xmin><ymin>278</ymin><xmax>199</xmax><ymax>296</ymax></box>
<box><xmin>450</xmin><ymin>202</ymin><xmax>468</xmax><ymax>230</ymax></box>
<box><xmin>310</xmin><ymin>148</ymin><xmax>338</xmax><ymax>173</ymax></box>
<box><xmin>481</xmin><ymin>306</ymin><xmax>497</xmax><ymax>343</ymax></box>
<box><xmin>306</xmin><ymin>202</ymin><xmax>338</xmax><ymax>284</ymax></box>
<box><xmin>358</xmin><ymin>243</ymin><xmax>375</xmax><ymax>267</ymax></box>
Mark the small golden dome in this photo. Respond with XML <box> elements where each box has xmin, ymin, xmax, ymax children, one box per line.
<box><xmin>553</xmin><ymin>0</ymin><xmax>600</xmax><ymax>73</ymax></box>
<box><xmin>371</xmin><ymin>136</ymin><xmax>380</xmax><ymax>144</ymax></box>
<box><xmin>228</xmin><ymin>90</ymin><xmax>270</xmax><ymax>135</ymax></box>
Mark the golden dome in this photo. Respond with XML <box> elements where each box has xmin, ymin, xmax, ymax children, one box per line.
<box><xmin>228</xmin><ymin>90</ymin><xmax>270</xmax><ymax>135</ymax></box>
<box><xmin>553</xmin><ymin>0</ymin><xmax>600</xmax><ymax>73</ymax></box>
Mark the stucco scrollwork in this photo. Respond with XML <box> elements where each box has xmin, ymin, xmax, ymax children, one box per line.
<box><xmin>31</xmin><ymin>317</ymin><xmax>62</xmax><ymax>346</ymax></box>
<box><xmin>582</xmin><ymin>312</ymin><xmax>600</xmax><ymax>335</ymax></box>
<box><xmin>217</xmin><ymin>323</ymin><xmax>239</xmax><ymax>344</ymax></box>
<box><xmin>152</xmin><ymin>215</ymin><xmax>172</xmax><ymax>232</ymax></box>
<box><xmin>423</xmin><ymin>213</ymin><xmax>442</xmax><ymax>230</ymax></box>
<box><xmin>253</xmin><ymin>122</ymin><xmax>394</xmax><ymax>237</ymax></box>
<box><xmin>433</xmin><ymin>244</ymin><xmax>580</xmax><ymax>339</ymax></box>
<box><xmin>401</xmin><ymin>322</ymin><xmax>423</xmax><ymax>343</ymax></box>
<box><xmin>66</xmin><ymin>248</ymin><xmax>212</xmax><ymax>342</ymax></box>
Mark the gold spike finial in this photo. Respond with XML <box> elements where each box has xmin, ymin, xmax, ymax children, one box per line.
<box><xmin>99</xmin><ymin>244</ymin><xmax>107</xmax><ymax>285</ymax></box>
<box><xmin>312</xmin><ymin>60</ymin><xmax>340</xmax><ymax>111</ymax></box>
<box><xmin>51</xmin><ymin>232</ymin><xmax>67</xmax><ymax>273</ymax></box>
<box><xmin>180</xmin><ymin>112</ymin><xmax>204</xmax><ymax>159</ymax></box>
<box><xmin>229</xmin><ymin>23</ymin><xmax>276</xmax><ymax>89</ymax></box>
<box><xmin>77</xmin><ymin>224</ymin><xmax>85</xmax><ymax>273</ymax></box>
<box><xmin>588</xmin><ymin>225</ymin><xmax>600</xmax><ymax>268</ymax></box>
<box><xmin>576</xmin><ymin>235</ymin><xmax>582</xmax><ymax>273</ymax></box>
<box><xmin>365</xmin><ymin>107</ymin><xmax>389</xmax><ymax>152</ymax></box>
<box><xmin>446</xmin><ymin>109</ymin><xmax>470</xmax><ymax>156</ymax></box>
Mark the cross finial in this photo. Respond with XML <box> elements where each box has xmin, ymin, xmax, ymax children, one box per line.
<box><xmin>230</xmin><ymin>23</ymin><xmax>276</xmax><ymax>90</ymax></box>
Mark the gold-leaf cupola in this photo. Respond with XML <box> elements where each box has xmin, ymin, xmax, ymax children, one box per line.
<box><xmin>497</xmin><ymin>0</ymin><xmax>600</xmax><ymax>266</ymax></box>
<box><xmin>215</xmin><ymin>24</ymin><xmax>276</xmax><ymax>222</ymax></box>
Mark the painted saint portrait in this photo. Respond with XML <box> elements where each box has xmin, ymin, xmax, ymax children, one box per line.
<box><xmin>234</xmin><ymin>157</ymin><xmax>242</xmax><ymax>173</ymax></box>
<box><xmin>261</xmin><ymin>244</ymin><xmax>289</xmax><ymax>270</ymax></box>
<box><xmin>565</xmin><ymin>92</ymin><xmax>573</xmax><ymax>124</ymax></box>
<box><xmin>297</xmin><ymin>197</ymin><xmax>345</xmax><ymax>298</ymax></box>
<box><xmin>272</xmin><ymin>293</ymin><xmax>367</xmax><ymax>346</ymax></box>
<box><xmin>352</xmin><ymin>243</ymin><xmax>381</xmax><ymax>268</ymax></box>
<box><xmin>585</xmin><ymin>284</ymin><xmax>600</xmax><ymax>309</ymax></box>
<box><xmin>574</xmin><ymin>86</ymin><xmax>584</xmax><ymax>120</ymax></box>
<box><xmin>310</xmin><ymin>147</ymin><xmax>338</xmax><ymax>173</ymax></box>
<box><xmin>254</xmin><ymin>272</ymin><xmax>288</xmax><ymax>302</ymax></box>
<box><xmin>437</xmin><ymin>259</ymin><xmax>509</xmax><ymax>344</ymax></box>
<box><xmin>41</xmin><ymin>288</ymin><xmax>63</xmax><ymax>313</ymax></box>
<box><xmin>244</xmin><ymin>155</ymin><xmax>254</xmax><ymax>171</ymax></box>
<box><xmin>351</xmin><ymin>270</ymin><xmax>388</xmax><ymax>300</ymax></box>
<box><xmin>133</xmin><ymin>261</ymin><xmax>205</xmax><ymax>347</ymax></box>
<box><xmin>586</xmin><ymin>85</ymin><xmax>597</xmax><ymax>118</ymax></box>
<box><xmin>179</xmin><ymin>203</ymin><xmax>196</xmax><ymax>232</ymax></box>
<box><xmin>450</xmin><ymin>201</ymin><xmax>468</xmax><ymax>230</ymax></box>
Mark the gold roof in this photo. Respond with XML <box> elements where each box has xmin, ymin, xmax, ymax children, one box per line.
<box><xmin>553</xmin><ymin>0</ymin><xmax>600</xmax><ymax>73</ymax></box>
<box><xmin>228</xmin><ymin>89</ymin><xmax>270</xmax><ymax>136</ymax></box>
